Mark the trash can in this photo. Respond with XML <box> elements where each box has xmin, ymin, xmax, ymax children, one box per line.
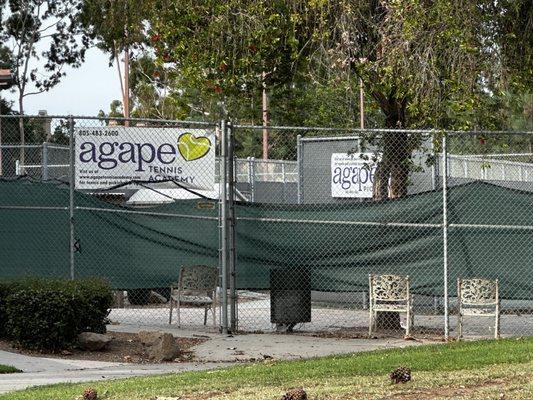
<box><xmin>270</xmin><ymin>267</ymin><xmax>311</xmax><ymax>331</ymax></box>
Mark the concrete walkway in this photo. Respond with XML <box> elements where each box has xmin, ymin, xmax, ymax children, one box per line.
<box><xmin>110</xmin><ymin>323</ymin><xmax>429</xmax><ymax>362</ymax></box>
<box><xmin>0</xmin><ymin>324</ymin><xmax>430</xmax><ymax>394</ymax></box>
<box><xmin>0</xmin><ymin>353</ymin><xmax>226</xmax><ymax>394</ymax></box>
<box><xmin>194</xmin><ymin>333</ymin><xmax>422</xmax><ymax>362</ymax></box>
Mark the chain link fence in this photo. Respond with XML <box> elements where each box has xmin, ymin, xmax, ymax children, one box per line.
<box><xmin>1</xmin><ymin>115</ymin><xmax>223</xmax><ymax>331</ymax></box>
<box><xmin>0</xmin><ymin>114</ymin><xmax>531</xmax><ymax>339</ymax></box>
<box><xmin>229</xmin><ymin>125</ymin><xmax>533</xmax><ymax>339</ymax></box>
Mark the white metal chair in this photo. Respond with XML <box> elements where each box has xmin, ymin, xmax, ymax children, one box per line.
<box><xmin>457</xmin><ymin>278</ymin><xmax>500</xmax><ymax>339</ymax></box>
<box><xmin>369</xmin><ymin>274</ymin><xmax>413</xmax><ymax>337</ymax></box>
<box><xmin>168</xmin><ymin>265</ymin><xmax>219</xmax><ymax>328</ymax></box>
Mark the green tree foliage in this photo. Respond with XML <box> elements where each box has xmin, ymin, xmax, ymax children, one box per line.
<box><xmin>97</xmin><ymin>100</ymin><xmax>125</xmax><ymax>125</ymax></box>
<box><xmin>148</xmin><ymin>0</ymin><xmax>532</xmax><ymax>199</ymax></box>
<box><xmin>304</xmin><ymin>1</ymin><xmax>532</xmax><ymax>198</ymax></box>
<box><xmin>128</xmin><ymin>54</ymin><xmax>191</xmax><ymax>120</ymax></box>
<box><xmin>0</xmin><ymin>0</ymin><xmax>89</xmax><ymax>113</ymax></box>
<box><xmin>95</xmin><ymin>54</ymin><xmax>193</xmax><ymax>121</ymax></box>
<box><xmin>0</xmin><ymin>44</ymin><xmax>13</xmax><ymax>70</ymax></box>
<box><xmin>1</xmin><ymin>93</ymin><xmax>46</xmax><ymax>146</ymax></box>
<box><xmin>80</xmin><ymin>0</ymin><xmax>149</xmax><ymax>59</ymax></box>
<box><xmin>0</xmin><ymin>0</ymin><xmax>89</xmax><ymax>171</ymax></box>
<box><xmin>149</xmin><ymin>1</ymin><xmax>318</xmax><ymax>117</ymax></box>
<box><xmin>81</xmin><ymin>0</ymin><xmax>150</xmax><ymax>123</ymax></box>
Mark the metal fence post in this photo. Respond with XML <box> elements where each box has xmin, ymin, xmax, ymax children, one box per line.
<box><xmin>68</xmin><ymin>116</ymin><xmax>75</xmax><ymax>280</ymax></box>
<box><xmin>220</xmin><ymin>119</ymin><xmax>229</xmax><ymax>334</ymax></box>
<box><xmin>281</xmin><ymin>161</ymin><xmax>287</xmax><ymax>202</ymax></box>
<box><xmin>0</xmin><ymin>116</ymin><xmax>3</xmax><ymax>176</ymax></box>
<box><xmin>297</xmin><ymin>135</ymin><xmax>302</xmax><ymax>204</ymax></box>
<box><xmin>442</xmin><ymin>133</ymin><xmax>449</xmax><ymax>340</ymax></box>
<box><xmin>248</xmin><ymin>157</ymin><xmax>255</xmax><ymax>202</ymax></box>
<box><xmin>227</xmin><ymin>121</ymin><xmax>237</xmax><ymax>332</ymax></box>
<box><xmin>431</xmin><ymin>138</ymin><xmax>437</xmax><ymax>190</ymax></box>
<box><xmin>42</xmin><ymin>142</ymin><xmax>49</xmax><ymax>181</ymax></box>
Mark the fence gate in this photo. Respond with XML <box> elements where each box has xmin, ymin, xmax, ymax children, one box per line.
<box><xmin>0</xmin><ymin>115</ymin><xmax>227</xmax><ymax>332</ymax></box>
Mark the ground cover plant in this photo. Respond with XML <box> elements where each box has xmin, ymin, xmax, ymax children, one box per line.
<box><xmin>0</xmin><ymin>365</ymin><xmax>21</xmax><ymax>374</ymax></box>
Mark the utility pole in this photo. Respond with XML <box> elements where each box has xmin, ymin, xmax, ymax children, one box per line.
<box><xmin>123</xmin><ymin>3</ymin><xmax>130</xmax><ymax>128</ymax></box>
<box><xmin>358</xmin><ymin>58</ymin><xmax>367</xmax><ymax>130</ymax></box>
<box><xmin>359</xmin><ymin>77</ymin><xmax>364</xmax><ymax>130</ymax></box>
<box><xmin>115</xmin><ymin>48</ymin><xmax>124</xmax><ymax>112</ymax></box>
<box><xmin>124</xmin><ymin>45</ymin><xmax>130</xmax><ymax>127</ymax></box>
<box><xmin>262</xmin><ymin>71</ymin><xmax>268</xmax><ymax>160</ymax></box>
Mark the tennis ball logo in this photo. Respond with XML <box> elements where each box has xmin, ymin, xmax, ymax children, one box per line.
<box><xmin>177</xmin><ymin>132</ymin><xmax>212</xmax><ymax>161</ymax></box>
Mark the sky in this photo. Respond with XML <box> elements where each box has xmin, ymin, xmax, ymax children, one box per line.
<box><xmin>3</xmin><ymin>48</ymin><xmax>122</xmax><ymax>117</ymax></box>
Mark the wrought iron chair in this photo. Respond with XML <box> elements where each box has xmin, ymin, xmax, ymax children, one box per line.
<box><xmin>457</xmin><ymin>278</ymin><xmax>499</xmax><ymax>339</ymax></box>
<box><xmin>369</xmin><ymin>274</ymin><xmax>413</xmax><ymax>337</ymax></box>
<box><xmin>168</xmin><ymin>265</ymin><xmax>219</xmax><ymax>328</ymax></box>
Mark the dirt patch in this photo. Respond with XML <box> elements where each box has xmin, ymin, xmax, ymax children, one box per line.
<box><xmin>308</xmin><ymin>326</ymin><xmax>445</xmax><ymax>341</ymax></box>
<box><xmin>179</xmin><ymin>391</ymin><xmax>230</xmax><ymax>400</ymax></box>
<box><xmin>388</xmin><ymin>378</ymin><xmax>513</xmax><ymax>399</ymax></box>
<box><xmin>0</xmin><ymin>332</ymin><xmax>208</xmax><ymax>364</ymax></box>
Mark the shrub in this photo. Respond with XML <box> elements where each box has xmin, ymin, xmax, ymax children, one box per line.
<box><xmin>0</xmin><ymin>280</ymin><xmax>25</xmax><ymax>338</ymax></box>
<box><xmin>0</xmin><ymin>278</ymin><xmax>113</xmax><ymax>351</ymax></box>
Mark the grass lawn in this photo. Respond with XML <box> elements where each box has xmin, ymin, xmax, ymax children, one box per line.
<box><xmin>0</xmin><ymin>365</ymin><xmax>21</xmax><ymax>374</ymax></box>
<box><xmin>2</xmin><ymin>338</ymin><xmax>532</xmax><ymax>399</ymax></box>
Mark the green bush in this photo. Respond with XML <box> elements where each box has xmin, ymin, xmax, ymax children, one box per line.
<box><xmin>0</xmin><ymin>278</ymin><xmax>113</xmax><ymax>351</ymax></box>
<box><xmin>0</xmin><ymin>279</ymin><xmax>27</xmax><ymax>338</ymax></box>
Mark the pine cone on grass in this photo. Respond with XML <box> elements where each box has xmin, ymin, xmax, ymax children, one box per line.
<box><xmin>281</xmin><ymin>388</ymin><xmax>308</xmax><ymax>400</ymax></box>
<box><xmin>390</xmin><ymin>366</ymin><xmax>412</xmax><ymax>384</ymax></box>
<box><xmin>82</xmin><ymin>388</ymin><xmax>98</xmax><ymax>400</ymax></box>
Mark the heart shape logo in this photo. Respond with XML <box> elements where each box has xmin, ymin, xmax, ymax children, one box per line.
<box><xmin>177</xmin><ymin>132</ymin><xmax>212</xmax><ymax>161</ymax></box>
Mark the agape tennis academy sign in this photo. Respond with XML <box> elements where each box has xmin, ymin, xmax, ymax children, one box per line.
<box><xmin>74</xmin><ymin>126</ymin><xmax>215</xmax><ymax>190</ymax></box>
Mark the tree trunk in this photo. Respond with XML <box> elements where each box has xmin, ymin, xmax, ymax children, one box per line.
<box><xmin>373</xmin><ymin>98</ymin><xmax>410</xmax><ymax>331</ymax></box>
<box><xmin>373</xmin><ymin>101</ymin><xmax>411</xmax><ymax>194</ymax></box>
<box><xmin>124</xmin><ymin>45</ymin><xmax>130</xmax><ymax>127</ymax></box>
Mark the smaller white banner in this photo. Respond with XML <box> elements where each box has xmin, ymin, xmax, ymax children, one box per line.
<box><xmin>331</xmin><ymin>153</ymin><xmax>377</xmax><ymax>198</ymax></box>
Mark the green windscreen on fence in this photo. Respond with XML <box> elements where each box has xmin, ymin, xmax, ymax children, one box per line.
<box><xmin>0</xmin><ymin>178</ymin><xmax>531</xmax><ymax>299</ymax></box>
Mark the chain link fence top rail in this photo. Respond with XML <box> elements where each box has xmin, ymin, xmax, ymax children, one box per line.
<box><xmin>0</xmin><ymin>114</ymin><xmax>532</xmax><ymax>338</ymax></box>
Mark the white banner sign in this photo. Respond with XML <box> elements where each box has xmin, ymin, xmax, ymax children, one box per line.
<box><xmin>331</xmin><ymin>153</ymin><xmax>377</xmax><ymax>198</ymax></box>
<box><xmin>75</xmin><ymin>126</ymin><xmax>215</xmax><ymax>190</ymax></box>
